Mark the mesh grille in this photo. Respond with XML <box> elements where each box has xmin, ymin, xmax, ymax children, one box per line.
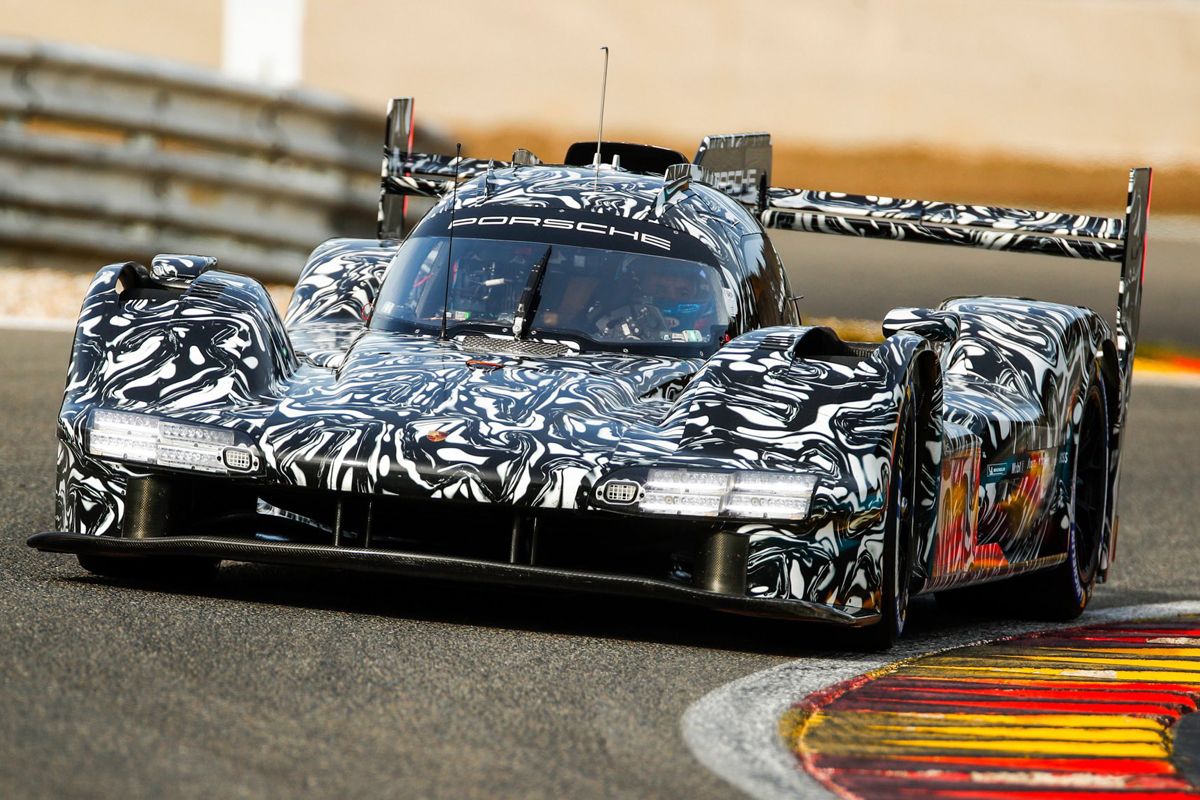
<box><xmin>848</xmin><ymin>342</ymin><xmax>880</xmax><ymax>358</ymax></box>
<box><xmin>222</xmin><ymin>448</ymin><xmax>253</xmax><ymax>471</ymax></box>
<box><xmin>458</xmin><ymin>335</ymin><xmax>572</xmax><ymax>357</ymax></box>
<box><xmin>603</xmin><ymin>481</ymin><xmax>640</xmax><ymax>504</ymax></box>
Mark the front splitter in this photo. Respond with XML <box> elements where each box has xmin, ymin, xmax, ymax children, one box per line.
<box><xmin>27</xmin><ymin>532</ymin><xmax>876</xmax><ymax>626</ymax></box>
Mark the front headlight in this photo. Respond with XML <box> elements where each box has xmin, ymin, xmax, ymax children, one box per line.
<box><xmin>720</xmin><ymin>471</ymin><xmax>816</xmax><ymax>519</ymax></box>
<box><xmin>640</xmin><ymin>469</ymin><xmax>731</xmax><ymax>516</ymax></box>
<box><xmin>87</xmin><ymin>409</ymin><xmax>260</xmax><ymax>475</ymax></box>
<box><xmin>597</xmin><ymin>468</ymin><xmax>816</xmax><ymax>521</ymax></box>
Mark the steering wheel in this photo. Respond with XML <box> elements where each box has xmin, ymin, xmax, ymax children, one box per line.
<box><xmin>590</xmin><ymin>301</ymin><xmax>672</xmax><ymax>341</ymax></box>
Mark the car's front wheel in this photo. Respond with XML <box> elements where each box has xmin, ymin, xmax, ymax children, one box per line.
<box><xmin>859</xmin><ymin>393</ymin><xmax>919</xmax><ymax>650</ymax></box>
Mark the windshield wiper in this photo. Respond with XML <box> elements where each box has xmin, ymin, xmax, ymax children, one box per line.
<box><xmin>512</xmin><ymin>245</ymin><xmax>552</xmax><ymax>340</ymax></box>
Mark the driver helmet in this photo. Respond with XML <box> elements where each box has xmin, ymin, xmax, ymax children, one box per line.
<box><xmin>636</xmin><ymin>259</ymin><xmax>715</xmax><ymax>330</ymax></box>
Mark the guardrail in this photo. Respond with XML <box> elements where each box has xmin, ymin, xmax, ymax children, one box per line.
<box><xmin>0</xmin><ymin>38</ymin><xmax>446</xmax><ymax>281</ymax></box>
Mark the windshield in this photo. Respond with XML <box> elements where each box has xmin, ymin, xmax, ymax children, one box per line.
<box><xmin>371</xmin><ymin>236</ymin><xmax>732</xmax><ymax>352</ymax></box>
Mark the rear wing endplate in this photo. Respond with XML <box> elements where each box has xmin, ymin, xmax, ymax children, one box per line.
<box><xmin>692</xmin><ymin>133</ymin><xmax>773</xmax><ymax>209</ymax></box>
<box><xmin>378</xmin><ymin>97</ymin><xmax>511</xmax><ymax>238</ymax></box>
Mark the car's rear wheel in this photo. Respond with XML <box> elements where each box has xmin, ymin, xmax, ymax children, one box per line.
<box><xmin>77</xmin><ymin>553</ymin><xmax>219</xmax><ymax>583</ymax></box>
<box><xmin>1022</xmin><ymin>367</ymin><xmax>1110</xmax><ymax>619</ymax></box>
<box><xmin>860</xmin><ymin>394</ymin><xmax>918</xmax><ymax>650</ymax></box>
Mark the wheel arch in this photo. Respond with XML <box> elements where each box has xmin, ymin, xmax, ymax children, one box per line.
<box><xmin>63</xmin><ymin>263</ymin><xmax>297</xmax><ymax>410</ymax></box>
<box><xmin>909</xmin><ymin>347</ymin><xmax>943</xmax><ymax>589</ymax></box>
<box><xmin>1097</xmin><ymin>338</ymin><xmax>1122</xmax><ymax>453</ymax></box>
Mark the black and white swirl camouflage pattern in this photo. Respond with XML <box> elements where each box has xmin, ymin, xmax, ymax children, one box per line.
<box><xmin>52</xmin><ymin>162</ymin><xmax>1132</xmax><ymax>621</ymax></box>
<box><xmin>761</xmin><ymin>188</ymin><xmax>1125</xmax><ymax>262</ymax></box>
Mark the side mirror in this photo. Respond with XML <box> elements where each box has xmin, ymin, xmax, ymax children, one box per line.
<box><xmin>882</xmin><ymin>307</ymin><xmax>960</xmax><ymax>344</ymax></box>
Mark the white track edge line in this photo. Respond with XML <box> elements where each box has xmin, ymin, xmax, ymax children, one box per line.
<box><xmin>0</xmin><ymin>316</ymin><xmax>75</xmax><ymax>332</ymax></box>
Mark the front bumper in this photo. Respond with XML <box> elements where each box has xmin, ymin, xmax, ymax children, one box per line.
<box><xmin>27</xmin><ymin>531</ymin><xmax>876</xmax><ymax>626</ymax></box>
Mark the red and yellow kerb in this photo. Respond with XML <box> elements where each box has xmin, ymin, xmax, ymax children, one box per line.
<box><xmin>784</xmin><ymin>618</ymin><xmax>1200</xmax><ymax>798</ymax></box>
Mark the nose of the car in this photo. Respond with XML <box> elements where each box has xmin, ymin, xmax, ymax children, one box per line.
<box><xmin>258</xmin><ymin>401</ymin><xmax>618</xmax><ymax>507</ymax></box>
<box><xmin>257</xmin><ymin>347</ymin><xmax>657</xmax><ymax>502</ymax></box>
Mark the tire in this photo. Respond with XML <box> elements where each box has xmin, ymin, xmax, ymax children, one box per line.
<box><xmin>1020</xmin><ymin>366</ymin><xmax>1110</xmax><ymax>619</ymax></box>
<box><xmin>859</xmin><ymin>392</ymin><xmax>919</xmax><ymax>650</ymax></box>
<box><xmin>78</xmin><ymin>553</ymin><xmax>219</xmax><ymax>584</ymax></box>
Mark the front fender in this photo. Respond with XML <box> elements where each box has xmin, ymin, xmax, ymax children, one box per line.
<box><xmin>658</xmin><ymin>326</ymin><xmax>942</xmax><ymax>613</ymax></box>
<box><xmin>57</xmin><ymin>263</ymin><xmax>298</xmax><ymax>537</ymax></box>
<box><xmin>663</xmin><ymin>327</ymin><xmax>938</xmax><ymax>512</ymax></box>
<box><xmin>64</xmin><ymin>264</ymin><xmax>297</xmax><ymax>412</ymax></box>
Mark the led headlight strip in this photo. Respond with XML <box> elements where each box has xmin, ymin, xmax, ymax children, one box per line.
<box><xmin>637</xmin><ymin>468</ymin><xmax>815</xmax><ymax>520</ymax></box>
<box><xmin>88</xmin><ymin>409</ymin><xmax>259</xmax><ymax>474</ymax></box>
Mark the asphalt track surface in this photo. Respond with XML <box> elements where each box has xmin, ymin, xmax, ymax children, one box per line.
<box><xmin>2</xmin><ymin>268</ymin><xmax>1198</xmax><ymax>798</ymax></box>
<box><xmin>684</xmin><ymin>600</ymin><xmax>1200</xmax><ymax>799</ymax></box>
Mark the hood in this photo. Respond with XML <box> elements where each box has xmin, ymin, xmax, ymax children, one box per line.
<box><xmin>257</xmin><ymin>331</ymin><xmax>700</xmax><ymax>505</ymax></box>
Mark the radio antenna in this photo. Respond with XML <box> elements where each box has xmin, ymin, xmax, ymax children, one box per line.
<box><xmin>439</xmin><ymin>142</ymin><xmax>462</xmax><ymax>342</ymax></box>
<box><xmin>594</xmin><ymin>46</ymin><xmax>609</xmax><ymax>189</ymax></box>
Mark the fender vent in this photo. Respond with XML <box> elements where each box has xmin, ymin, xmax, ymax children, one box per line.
<box><xmin>757</xmin><ymin>333</ymin><xmax>798</xmax><ymax>353</ymax></box>
<box><xmin>187</xmin><ymin>282</ymin><xmax>224</xmax><ymax>300</ymax></box>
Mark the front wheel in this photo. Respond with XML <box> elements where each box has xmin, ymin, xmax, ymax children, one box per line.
<box><xmin>859</xmin><ymin>394</ymin><xmax>919</xmax><ymax>650</ymax></box>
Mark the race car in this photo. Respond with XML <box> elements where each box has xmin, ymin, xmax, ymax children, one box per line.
<box><xmin>28</xmin><ymin>98</ymin><xmax>1151</xmax><ymax>647</ymax></box>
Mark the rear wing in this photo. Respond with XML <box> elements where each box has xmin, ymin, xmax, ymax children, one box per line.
<box><xmin>378</xmin><ymin>97</ymin><xmax>703</xmax><ymax>237</ymax></box>
<box><xmin>689</xmin><ymin>130</ymin><xmax>1150</xmax><ymax>393</ymax></box>
<box><xmin>378</xmin><ymin>100</ymin><xmax>1151</xmax><ymax>393</ymax></box>
<box><xmin>377</xmin><ymin>97</ymin><xmax>503</xmax><ymax>239</ymax></box>
<box><xmin>757</xmin><ymin>169</ymin><xmax>1151</xmax><ymax>394</ymax></box>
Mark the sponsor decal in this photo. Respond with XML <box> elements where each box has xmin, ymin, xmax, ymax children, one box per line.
<box><xmin>706</xmin><ymin>167</ymin><xmax>761</xmax><ymax>191</ymax></box>
<box><xmin>448</xmin><ymin>215</ymin><xmax>672</xmax><ymax>251</ymax></box>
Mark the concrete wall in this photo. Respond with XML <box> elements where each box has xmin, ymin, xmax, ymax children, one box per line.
<box><xmin>300</xmin><ymin>0</ymin><xmax>1200</xmax><ymax>168</ymax></box>
<box><xmin>0</xmin><ymin>0</ymin><xmax>222</xmax><ymax>69</ymax></box>
<box><xmin>2</xmin><ymin>1</ymin><xmax>1197</xmax><ymax>166</ymax></box>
